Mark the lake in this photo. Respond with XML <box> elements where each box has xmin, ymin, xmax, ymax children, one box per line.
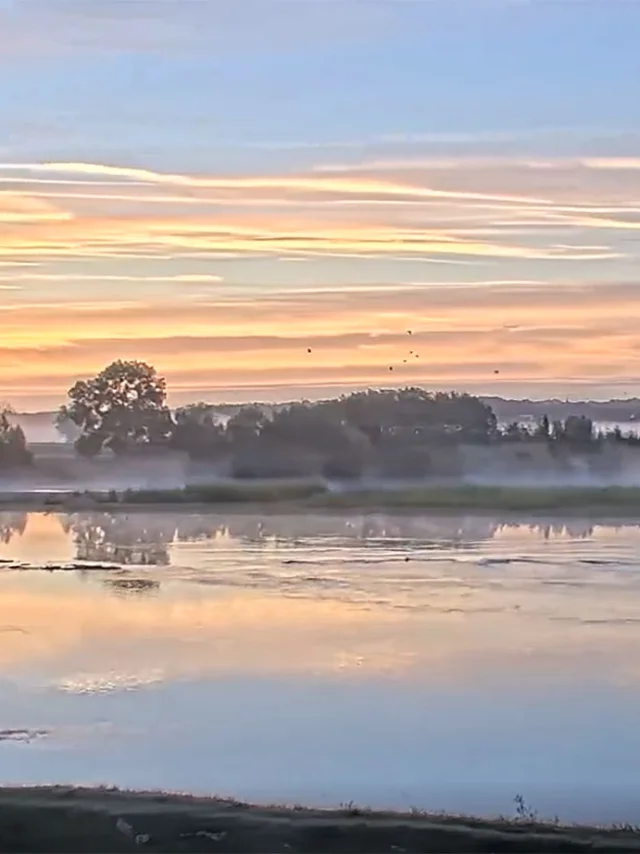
<box><xmin>1</xmin><ymin>509</ymin><xmax>640</xmax><ymax>825</ymax></box>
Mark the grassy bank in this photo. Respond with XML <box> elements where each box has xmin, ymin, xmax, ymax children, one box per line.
<box><xmin>4</xmin><ymin>481</ymin><xmax>640</xmax><ymax>513</ymax></box>
<box><xmin>0</xmin><ymin>786</ymin><xmax>638</xmax><ymax>853</ymax></box>
<box><xmin>313</xmin><ymin>484</ymin><xmax>640</xmax><ymax>512</ymax></box>
<box><xmin>124</xmin><ymin>482</ymin><xmax>640</xmax><ymax>512</ymax></box>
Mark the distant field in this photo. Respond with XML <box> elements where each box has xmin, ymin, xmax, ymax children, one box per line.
<box><xmin>0</xmin><ymin>786</ymin><xmax>638</xmax><ymax>853</ymax></box>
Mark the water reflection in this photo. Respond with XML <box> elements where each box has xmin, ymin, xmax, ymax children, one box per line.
<box><xmin>0</xmin><ymin>510</ymin><xmax>617</xmax><ymax>567</ymax></box>
<box><xmin>99</xmin><ymin>576</ymin><xmax>160</xmax><ymax>597</ymax></box>
<box><xmin>0</xmin><ymin>510</ymin><xmax>639</xmax><ymax>823</ymax></box>
<box><xmin>0</xmin><ymin>509</ymin><xmax>637</xmax><ymax>629</ymax></box>
<box><xmin>64</xmin><ymin>513</ymin><xmax>174</xmax><ymax>566</ymax></box>
<box><xmin>63</xmin><ymin>512</ymin><xmax>604</xmax><ymax>559</ymax></box>
<box><xmin>0</xmin><ymin>512</ymin><xmax>27</xmax><ymax>545</ymax></box>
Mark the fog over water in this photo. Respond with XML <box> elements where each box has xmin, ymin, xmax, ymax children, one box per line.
<box><xmin>0</xmin><ymin>510</ymin><xmax>639</xmax><ymax>824</ymax></box>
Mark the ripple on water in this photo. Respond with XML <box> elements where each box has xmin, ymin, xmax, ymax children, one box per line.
<box><xmin>0</xmin><ymin>510</ymin><xmax>639</xmax><ymax>824</ymax></box>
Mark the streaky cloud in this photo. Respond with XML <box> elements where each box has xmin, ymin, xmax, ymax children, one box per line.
<box><xmin>0</xmin><ymin>162</ymin><xmax>555</xmax><ymax>205</ymax></box>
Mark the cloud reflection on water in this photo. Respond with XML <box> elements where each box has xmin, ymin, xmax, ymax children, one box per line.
<box><xmin>0</xmin><ymin>510</ymin><xmax>637</xmax><ymax>690</ymax></box>
<box><xmin>0</xmin><ymin>511</ymin><xmax>640</xmax><ymax>822</ymax></box>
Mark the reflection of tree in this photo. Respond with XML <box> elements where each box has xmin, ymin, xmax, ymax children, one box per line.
<box><xmin>497</xmin><ymin>520</ymin><xmax>594</xmax><ymax>540</ymax></box>
<box><xmin>69</xmin><ymin>513</ymin><xmax>176</xmax><ymax>565</ymax></box>
<box><xmin>0</xmin><ymin>512</ymin><xmax>27</xmax><ymax>544</ymax></box>
<box><xmin>528</xmin><ymin>521</ymin><xmax>594</xmax><ymax>540</ymax></box>
<box><xmin>61</xmin><ymin>510</ymin><xmax>605</xmax><ymax>570</ymax></box>
<box><xmin>175</xmin><ymin>516</ymin><xmax>227</xmax><ymax>543</ymax></box>
<box><xmin>102</xmin><ymin>576</ymin><xmax>160</xmax><ymax>596</ymax></box>
<box><xmin>170</xmin><ymin>512</ymin><xmax>507</xmax><ymax>552</ymax></box>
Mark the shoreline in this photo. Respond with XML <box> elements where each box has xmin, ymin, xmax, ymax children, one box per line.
<box><xmin>0</xmin><ymin>786</ymin><xmax>638</xmax><ymax>853</ymax></box>
<box><xmin>2</xmin><ymin>483</ymin><xmax>640</xmax><ymax>516</ymax></box>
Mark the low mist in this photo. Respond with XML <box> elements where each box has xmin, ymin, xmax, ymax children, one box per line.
<box><xmin>4</xmin><ymin>387</ymin><xmax>640</xmax><ymax>496</ymax></box>
<box><xmin>3</xmin><ymin>441</ymin><xmax>640</xmax><ymax>496</ymax></box>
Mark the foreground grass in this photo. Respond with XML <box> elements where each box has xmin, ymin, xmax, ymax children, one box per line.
<box><xmin>0</xmin><ymin>786</ymin><xmax>638</xmax><ymax>853</ymax></box>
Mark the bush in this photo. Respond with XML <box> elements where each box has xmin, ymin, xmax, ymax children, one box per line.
<box><xmin>0</xmin><ymin>419</ymin><xmax>32</xmax><ymax>469</ymax></box>
<box><xmin>322</xmin><ymin>452</ymin><xmax>364</xmax><ymax>481</ymax></box>
<box><xmin>231</xmin><ymin>442</ymin><xmax>321</xmax><ymax>479</ymax></box>
<box><xmin>375</xmin><ymin>445</ymin><xmax>432</xmax><ymax>480</ymax></box>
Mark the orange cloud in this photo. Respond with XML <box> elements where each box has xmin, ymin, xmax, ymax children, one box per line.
<box><xmin>0</xmin><ymin>157</ymin><xmax>639</xmax><ymax>405</ymax></box>
<box><xmin>0</xmin><ymin>281</ymin><xmax>637</xmax><ymax>403</ymax></box>
<box><xmin>0</xmin><ymin>192</ymin><xmax>73</xmax><ymax>224</ymax></box>
<box><xmin>1</xmin><ymin>159</ymin><xmax>634</xmax><ymax>272</ymax></box>
<box><xmin>0</xmin><ymin>209</ymin><xmax>620</xmax><ymax>263</ymax></box>
<box><xmin>3</xmin><ymin>161</ymin><xmax>555</xmax><ymax>205</ymax></box>
<box><xmin>0</xmin><ymin>273</ymin><xmax>222</xmax><ymax>284</ymax></box>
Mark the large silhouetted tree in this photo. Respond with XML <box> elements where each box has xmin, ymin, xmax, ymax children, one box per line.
<box><xmin>58</xmin><ymin>360</ymin><xmax>172</xmax><ymax>457</ymax></box>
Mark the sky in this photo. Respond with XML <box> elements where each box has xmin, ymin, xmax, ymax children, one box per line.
<box><xmin>2</xmin><ymin>0</ymin><xmax>640</xmax><ymax>410</ymax></box>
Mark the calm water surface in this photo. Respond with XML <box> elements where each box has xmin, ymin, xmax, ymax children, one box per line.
<box><xmin>1</xmin><ymin>510</ymin><xmax>639</xmax><ymax>823</ymax></box>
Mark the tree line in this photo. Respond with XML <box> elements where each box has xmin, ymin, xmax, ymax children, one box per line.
<box><xmin>1</xmin><ymin>359</ymin><xmax>638</xmax><ymax>475</ymax></box>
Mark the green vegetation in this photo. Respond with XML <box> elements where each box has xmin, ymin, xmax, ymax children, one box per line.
<box><xmin>122</xmin><ymin>480</ymin><xmax>328</xmax><ymax>505</ymax></box>
<box><xmin>0</xmin><ymin>357</ymin><xmax>626</xmax><ymax>483</ymax></box>
<box><xmin>313</xmin><ymin>484</ymin><xmax>640</xmax><ymax>511</ymax></box>
<box><xmin>123</xmin><ymin>483</ymin><xmax>640</xmax><ymax>512</ymax></box>
<box><xmin>51</xmin><ymin>361</ymin><xmax>502</xmax><ymax>479</ymax></box>
<box><xmin>0</xmin><ymin>786</ymin><xmax>638</xmax><ymax>853</ymax></box>
<box><xmin>8</xmin><ymin>482</ymin><xmax>640</xmax><ymax>513</ymax></box>
<box><xmin>56</xmin><ymin>360</ymin><xmax>172</xmax><ymax>457</ymax></box>
<box><xmin>0</xmin><ymin>405</ymin><xmax>31</xmax><ymax>469</ymax></box>
<box><xmin>44</xmin><ymin>359</ymin><xmax>640</xmax><ymax>484</ymax></box>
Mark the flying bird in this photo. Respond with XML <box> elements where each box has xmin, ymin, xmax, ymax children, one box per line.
<box><xmin>307</xmin><ymin>348</ymin><xmax>312</xmax><ymax>354</ymax></box>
